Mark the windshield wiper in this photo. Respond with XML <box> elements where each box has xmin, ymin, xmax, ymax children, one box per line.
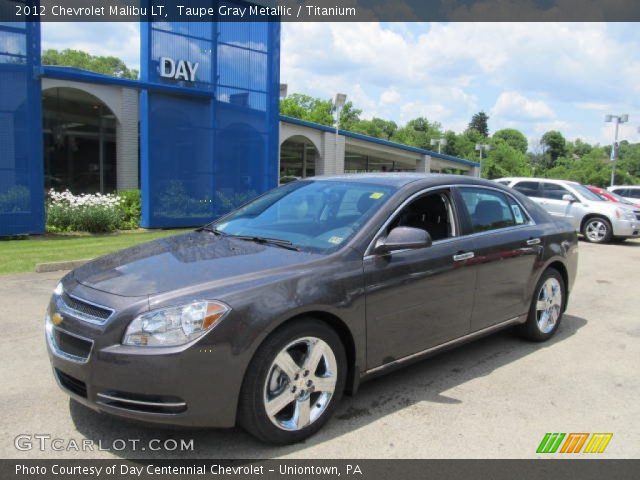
<box><xmin>230</xmin><ymin>235</ymin><xmax>300</xmax><ymax>251</ymax></box>
<box><xmin>197</xmin><ymin>225</ymin><xmax>228</xmax><ymax>236</ymax></box>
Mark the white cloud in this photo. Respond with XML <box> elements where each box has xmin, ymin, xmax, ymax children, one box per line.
<box><xmin>380</xmin><ymin>87</ymin><xmax>401</xmax><ymax>105</ymax></box>
<box><xmin>492</xmin><ymin>91</ymin><xmax>555</xmax><ymax>121</ymax></box>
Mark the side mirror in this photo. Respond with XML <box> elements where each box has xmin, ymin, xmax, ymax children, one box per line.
<box><xmin>562</xmin><ymin>194</ymin><xmax>577</xmax><ymax>203</ymax></box>
<box><xmin>374</xmin><ymin>227</ymin><xmax>432</xmax><ymax>255</ymax></box>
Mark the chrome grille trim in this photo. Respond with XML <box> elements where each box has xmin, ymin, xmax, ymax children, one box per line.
<box><xmin>56</xmin><ymin>293</ymin><xmax>114</xmax><ymax>325</ymax></box>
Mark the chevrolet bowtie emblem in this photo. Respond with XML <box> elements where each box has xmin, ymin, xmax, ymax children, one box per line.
<box><xmin>51</xmin><ymin>312</ymin><xmax>64</xmax><ymax>326</ymax></box>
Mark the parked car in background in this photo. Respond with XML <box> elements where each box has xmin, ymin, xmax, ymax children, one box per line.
<box><xmin>497</xmin><ymin>178</ymin><xmax>640</xmax><ymax>243</ymax></box>
<box><xmin>46</xmin><ymin>174</ymin><xmax>577</xmax><ymax>444</ymax></box>
<box><xmin>586</xmin><ymin>185</ymin><xmax>640</xmax><ymax>209</ymax></box>
<box><xmin>608</xmin><ymin>186</ymin><xmax>640</xmax><ymax>204</ymax></box>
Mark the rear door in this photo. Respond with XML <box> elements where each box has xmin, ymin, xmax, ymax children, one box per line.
<box><xmin>456</xmin><ymin>186</ymin><xmax>543</xmax><ymax>331</ymax></box>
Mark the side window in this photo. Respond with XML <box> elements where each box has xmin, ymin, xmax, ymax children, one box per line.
<box><xmin>459</xmin><ymin>187</ymin><xmax>516</xmax><ymax>233</ymax></box>
<box><xmin>541</xmin><ymin>183</ymin><xmax>571</xmax><ymax>200</ymax></box>
<box><xmin>630</xmin><ymin>189</ymin><xmax>640</xmax><ymax>199</ymax></box>
<box><xmin>506</xmin><ymin>196</ymin><xmax>530</xmax><ymax>225</ymax></box>
<box><xmin>612</xmin><ymin>188</ymin><xmax>627</xmax><ymax>196</ymax></box>
<box><xmin>389</xmin><ymin>191</ymin><xmax>454</xmax><ymax>241</ymax></box>
<box><xmin>512</xmin><ymin>181</ymin><xmax>540</xmax><ymax>197</ymax></box>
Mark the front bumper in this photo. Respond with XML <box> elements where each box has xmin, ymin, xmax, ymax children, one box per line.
<box><xmin>45</xmin><ymin>292</ymin><xmax>244</xmax><ymax>428</ymax></box>
<box><xmin>611</xmin><ymin>218</ymin><xmax>640</xmax><ymax>238</ymax></box>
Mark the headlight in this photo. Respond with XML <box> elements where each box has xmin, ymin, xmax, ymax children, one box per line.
<box><xmin>122</xmin><ymin>301</ymin><xmax>230</xmax><ymax>347</ymax></box>
<box><xmin>53</xmin><ymin>282</ymin><xmax>63</xmax><ymax>296</ymax></box>
<box><xmin>616</xmin><ymin>208</ymin><xmax>635</xmax><ymax>221</ymax></box>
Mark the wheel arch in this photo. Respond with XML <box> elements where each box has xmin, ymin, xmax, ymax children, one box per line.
<box><xmin>580</xmin><ymin>213</ymin><xmax>612</xmax><ymax>233</ymax></box>
<box><xmin>539</xmin><ymin>259</ymin><xmax>570</xmax><ymax>312</ymax></box>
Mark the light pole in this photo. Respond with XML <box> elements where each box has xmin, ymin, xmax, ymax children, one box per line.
<box><xmin>605</xmin><ymin>114</ymin><xmax>628</xmax><ymax>187</ymax></box>
<box><xmin>279</xmin><ymin>83</ymin><xmax>288</xmax><ymax>99</ymax></box>
<box><xmin>430</xmin><ymin>138</ymin><xmax>447</xmax><ymax>154</ymax></box>
<box><xmin>475</xmin><ymin>143</ymin><xmax>490</xmax><ymax>177</ymax></box>
<box><xmin>332</xmin><ymin>93</ymin><xmax>347</xmax><ymax>166</ymax></box>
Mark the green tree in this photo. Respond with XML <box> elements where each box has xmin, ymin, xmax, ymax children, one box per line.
<box><xmin>42</xmin><ymin>49</ymin><xmax>138</xmax><ymax>79</ymax></box>
<box><xmin>280</xmin><ymin>94</ymin><xmax>334</xmax><ymax>126</ymax></box>
<box><xmin>481</xmin><ymin>142</ymin><xmax>531</xmax><ymax>179</ymax></box>
<box><xmin>468</xmin><ymin>111</ymin><xmax>490</xmax><ymax>137</ymax></box>
<box><xmin>338</xmin><ymin>101</ymin><xmax>362</xmax><ymax>130</ymax></box>
<box><xmin>493</xmin><ymin>128</ymin><xmax>528</xmax><ymax>154</ymax></box>
<box><xmin>392</xmin><ymin>117</ymin><xmax>443</xmax><ymax>149</ymax></box>
<box><xmin>541</xmin><ymin>130</ymin><xmax>567</xmax><ymax>165</ymax></box>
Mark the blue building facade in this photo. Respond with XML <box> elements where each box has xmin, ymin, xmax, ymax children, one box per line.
<box><xmin>0</xmin><ymin>10</ymin><xmax>280</xmax><ymax>235</ymax></box>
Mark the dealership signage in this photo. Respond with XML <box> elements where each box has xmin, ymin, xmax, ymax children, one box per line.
<box><xmin>159</xmin><ymin>57</ymin><xmax>199</xmax><ymax>82</ymax></box>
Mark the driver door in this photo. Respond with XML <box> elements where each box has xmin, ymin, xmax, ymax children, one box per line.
<box><xmin>363</xmin><ymin>189</ymin><xmax>477</xmax><ymax>370</ymax></box>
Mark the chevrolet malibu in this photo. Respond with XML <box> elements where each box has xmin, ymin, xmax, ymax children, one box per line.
<box><xmin>46</xmin><ymin>174</ymin><xmax>577</xmax><ymax>444</ymax></box>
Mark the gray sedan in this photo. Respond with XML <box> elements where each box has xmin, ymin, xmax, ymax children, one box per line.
<box><xmin>46</xmin><ymin>174</ymin><xmax>577</xmax><ymax>444</ymax></box>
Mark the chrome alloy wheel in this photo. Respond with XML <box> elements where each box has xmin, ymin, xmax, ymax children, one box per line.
<box><xmin>585</xmin><ymin>219</ymin><xmax>608</xmax><ymax>242</ymax></box>
<box><xmin>263</xmin><ymin>337</ymin><xmax>337</xmax><ymax>431</ymax></box>
<box><xmin>536</xmin><ymin>277</ymin><xmax>562</xmax><ymax>334</ymax></box>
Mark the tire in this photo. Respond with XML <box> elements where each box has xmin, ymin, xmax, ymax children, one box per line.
<box><xmin>582</xmin><ymin>216</ymin><xmax>613</xmax><ymax>244</ymax></box>
<box><xmin>238</xmin><ymin>319</ymin><xmax>347</xmax><ymax>444</ymax></box>
<box><xmin>517</xmin><ymin>268</ymin><xmax>565</xmax><ymax>342</ymax></box>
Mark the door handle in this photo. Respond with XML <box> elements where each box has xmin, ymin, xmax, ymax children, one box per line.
<box><xmin>526</xmin><ymin>238</ymin><xmax>541</xmax><ymax>246</ymax></box>
<box><xmin>453</xmin><ymin>252</ymin><xmax>475</xmax><ymax>261</ymax></box>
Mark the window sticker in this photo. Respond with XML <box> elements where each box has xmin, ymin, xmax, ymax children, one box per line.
<box><xmin>370</xmin><ymin>192</ymin><xmax>385</xmax><ymax>199</ymax></box>
<box><xmin>328</xmin><ymin>236</ymin><xmax>344</xmax><ymax>245</ymax></box>
<box><xmin>511</xmin><ymin>204</ymin><xmax>525</xmax><ymax>224</ymax></box>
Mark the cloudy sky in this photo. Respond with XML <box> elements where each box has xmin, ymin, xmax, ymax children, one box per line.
<box><xmin>42</xmin><ymin>22</ymin><xmax>640</xmax><ymax>147</ymax></box>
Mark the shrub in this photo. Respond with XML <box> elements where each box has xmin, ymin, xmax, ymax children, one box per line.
<box><xmin>46</xmin><ymin>189</ymin><xmax>124</xmax><ymax>233</ymax></box>
<box><xmin>118</xmin><ymin>189</ymin><xmax>141</xmax><ymax>230</ymax></box>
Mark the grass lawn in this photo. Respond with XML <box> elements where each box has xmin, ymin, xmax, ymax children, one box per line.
<box><xmin>0</xmin><ymin>229</ymin><xmax>189</xmax><ymax>275</ymax></box>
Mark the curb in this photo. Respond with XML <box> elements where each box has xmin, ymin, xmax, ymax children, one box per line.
<box><xmin>35</xmin><ymin>259</ymin><xmax>92</xmax><ymax>273</ymax></box>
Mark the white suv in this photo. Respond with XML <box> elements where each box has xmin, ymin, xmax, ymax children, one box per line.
<box><xmin>608</xmin><ymin>186</ymin><xmax>640</xmax><ymax>204</ymax></box>
<box><xmin>496</xmin><ymin>178</ymin><xmax>640</xmax><ymax>243</ymax></box>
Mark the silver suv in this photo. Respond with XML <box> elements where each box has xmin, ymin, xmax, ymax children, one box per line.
<box><xmin>608</xmin><ymin>185</ymin><xmax>640</xmax><ymax>204</ymax></box>
<box><xmin>496</xmin><ymin>177</ymin><xmax>640</xmax><ymax>243</ymax></box>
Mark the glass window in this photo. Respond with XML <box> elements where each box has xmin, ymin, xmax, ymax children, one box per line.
<box><xmin>459</xmin><ymin>187</ymin><xmax>516</xmax><ymax>233</ymax></box>
<box><xmin>611</xmin><ymin>188</ymin><xmax>627</xmax><ymax>196</ymax></box>
<box><xmin>541</xmin><ymin>183</ymin><xmax>571</xmax><ymax>200</ymax></box>
<box><xmin>388</xmin><ymin>191</ymin><xmax>454</xmax><ymax>241</ymax></box>
<box><xmin>629</xmin><ymin>189</ymin><xmax>640</xmax><ymax>199</ymax></box>
<box><xmin>506</xmin><ymin>196</ymin><xmax>530</xmax><ymax>225</ymax></box>
<box><xmin>512</xmin><ymin>181</ymin><xmax>540</xmax><ymax>197</ymax></box>
<box><xmin>213</xmin><ymin>180</ymin><xmax>397</xmax><ymax>253</ymax></box>
<box><xmin>571</xmin><ymin>184</ymin><xmax>603</xmax><ymax>201</ymax></box>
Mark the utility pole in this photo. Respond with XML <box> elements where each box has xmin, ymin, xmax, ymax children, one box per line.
<box><xmin>605</xmin><ymin>114</ymin><xmax>628</xmax><ymax>187</ymax></box>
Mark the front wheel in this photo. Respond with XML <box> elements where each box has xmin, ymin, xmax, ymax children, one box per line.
<box><xmin>238</xmin><ymin>319</ymin><xmax>346</xmax><ymax>444</ymax></box>
<box><xmin>582</xmin><ymin>217</ymin><xmax>612</xmax><ymax>243</ymax></box>
<box><xmin>517</xmin><ymin>268</ymin><xmax>565</xmax><ymax>342</ymax></box>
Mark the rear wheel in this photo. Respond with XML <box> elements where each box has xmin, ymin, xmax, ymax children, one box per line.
<box><xmin>238</xmin><ymin>319</ymin><xmax>346</xmax><ymax>444</ymax></box>
<box><xmin>517</xmin><ymin>268</ymin><xmax>565</xmax><ymax>342</ymax></box>
<box><xmin>582</xmin><ymin>216</ymin><xmax>612</xmax><ymax>243</ymax></box>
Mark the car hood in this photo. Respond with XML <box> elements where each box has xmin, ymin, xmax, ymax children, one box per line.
<box><xmin>72</xmin><ymin>231</ymin><xmax>321</xmax><ymax>297</ymax></box>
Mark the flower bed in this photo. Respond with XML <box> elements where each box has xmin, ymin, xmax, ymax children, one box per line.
<box><xmin>46</xmin><ymin>189</ymin><xmax>130</xmax><ymax>233</ymax></box>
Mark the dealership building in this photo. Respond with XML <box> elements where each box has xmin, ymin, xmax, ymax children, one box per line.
<box><xmin>0</xmin><ymin>17</ymin><xmax>478</xmax><ymax>237</ymax></box>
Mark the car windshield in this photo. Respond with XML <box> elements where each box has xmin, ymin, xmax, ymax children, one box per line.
<box><xmin>573</xmin><ymin>184</ymin><xmax>604</xmax><ymax>201</ymax></box>
<box><xmin>607</xmin><ymin>190</ymin><xmax>635</xmax><ymax>205</ymax></box>
<box><xmin>210</xmin><ymin>180</ymin><xmax>397</xmax><ymax>253</ymax></box>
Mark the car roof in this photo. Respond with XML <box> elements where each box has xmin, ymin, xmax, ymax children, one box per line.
<box><xmin>498</xmin><ymin>177</ymin><xmax>580</xmax><ymax>186</ymax></box>
<box><xmin>309</xmin><ymin>173</ymin><xmax>494</xmax><ymax>188</ymax></box>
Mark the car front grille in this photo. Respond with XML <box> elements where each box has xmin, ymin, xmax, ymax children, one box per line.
<box><xmin>55</xmin><ymin>369</ymin><xmax>87</xmax><ymax>398</ymax></box>
<box><xmin>59</xmin><ymin>293</ymin><xmax>113</xmax><ymax>324</ymax></box>
<box><xmin>52</xmin><ymin>328</ymin><xmax>93</xmax><ymax>361</ymax></box>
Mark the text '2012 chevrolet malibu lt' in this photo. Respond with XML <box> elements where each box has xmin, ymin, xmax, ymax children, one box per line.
<box><xmin>46</xmin><ymin>174</ymin><xmax>578</xmax><ymax>444</ymax></box>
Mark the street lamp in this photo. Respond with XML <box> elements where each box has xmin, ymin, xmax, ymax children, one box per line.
<box><xmin>605</xmin><ymin>114</ymin><xmax>629</xmax><ymax>187</ymax></box>
<box><xmin>430</xmin><ymin>138</ymin><xmax>448</xmax><ymax>154</ymax></box>
<box><xmin>279</xmin><ymin>83</ymin><xmax>288</xmax><ymax>99</ymax></box>
<box><xmin>332</xmin><ymin>93</ymin><xmax>347</xmax><ymax>164</ymax></box>
<box><xmin>475</xmin><ymin>143</ymin><xmax>491</xmax><ymax>177</ymax></box>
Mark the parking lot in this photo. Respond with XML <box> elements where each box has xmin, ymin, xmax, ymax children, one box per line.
<box><xmin>1</xmin><ymin>239</ymin><xmax>639</xmax><ymax>459</ymax></box>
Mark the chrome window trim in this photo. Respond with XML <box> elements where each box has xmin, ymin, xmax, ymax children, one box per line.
<box><xmin>364</xmin><ymin>183</ymin><xmax>536</xmax><ymax>258</ymax></box>
<box><xmin>56</xmin><ymin>293</ymin><xmax>115</xmax><ymax>325</ymax></box>
<box><xmin>46</xmin><ymin>324</ymin><xmax>94</xmax><ymax>364</ymax></box>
